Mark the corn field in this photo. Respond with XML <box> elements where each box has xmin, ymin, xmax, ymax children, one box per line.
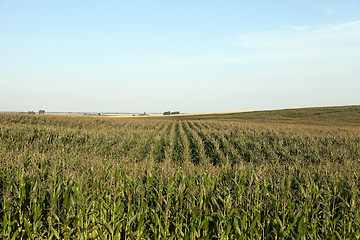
<box><xmin>1</xmin><ymin>107</ymin><xmax>360</xmax><ymax>239</ymax></box>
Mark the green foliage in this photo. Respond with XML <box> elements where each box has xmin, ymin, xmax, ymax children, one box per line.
<box><xmin>0</xmin><ymin>107</ymin><xmax>360</xmax><ymax>239</ymax></box>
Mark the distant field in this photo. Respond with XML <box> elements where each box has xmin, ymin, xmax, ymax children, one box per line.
<box><xmin>175</xmin><ymin>110</ymin><xmax>252</xmax><ymax>116</ymax></box>
<box><xmin>101</xmin><ymin>113</ymin><xmax>140</xmax><ymax>118</ymax></box>
<box><xmin>100</xmin><ymin>111</ymin><xmax>252</xmax><ymax>118</ymax></box>
<box><xmin>0</xmin><ymin>106</ymin><xmax>359</xmax><ymax>239</ymax></box>
<box><xmin>172</xmin><ymin>105</ymin><xmax>360</xmax><ymax>125</ymax></box>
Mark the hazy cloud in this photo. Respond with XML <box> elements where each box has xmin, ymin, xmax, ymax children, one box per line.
<box><xmin>152</xmin><ymin>20</ymin><xmax>360</xmax><ymax>67</ymax></box>
<box><xmin>234</xmin><ymin>20</ymin><xmax>360</xmax><ymax>49</ymax></box>
<box><xmin>323</xmin><ymin>8</ymin><xmax>335</xmax><ymax>15</ymax></box>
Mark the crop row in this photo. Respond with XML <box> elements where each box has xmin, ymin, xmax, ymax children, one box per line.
<box><xmin>0</xmin><ymin>114</ymin><xmax>360</xmax><ymax>239</ymax></box>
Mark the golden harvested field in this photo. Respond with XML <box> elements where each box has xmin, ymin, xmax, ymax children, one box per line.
<box><xmin>0</xmin><ymin>105</ymin><xmax>360</xmax><ymax>239</ymax></box>
<box><xmin>173</xmin><ymin>111</ymin><xmax>252</xmax><ymax>116</ymax></box>
<box><xmin>100</xmin><ymin>111</ymin><xmax>252</xmax><ymax>118</ymax></box>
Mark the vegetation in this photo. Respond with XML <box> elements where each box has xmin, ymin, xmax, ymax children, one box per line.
<box><xmin>1</xmin><ymin>106</ymin><xmax>360</xmax><ymax>239</ymax></box>
<box><xmin>163</xmin><ymin>111</ymin><xmax>180</xmax><ymax>115</ymax></box>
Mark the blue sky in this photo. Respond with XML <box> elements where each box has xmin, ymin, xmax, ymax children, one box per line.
<box><xmin>1</xmin><ymin>0</ymin><xmax>359</xmax><ymax>113</ymax></box>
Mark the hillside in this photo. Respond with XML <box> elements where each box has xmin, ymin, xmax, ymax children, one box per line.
<box><xmin>171</xmin><ymin>105</ymin><xmax>360</xmax><ymax>126</ymax></box>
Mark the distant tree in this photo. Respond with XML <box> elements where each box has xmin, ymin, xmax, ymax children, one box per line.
<box><xmin>163</xmin><ymin>111</ymin><xmax>171</xmax><ymax>115</ymax></box>
<box><xmin>171</xmin><ymin>111</ymin><xmax>180</xmax><ymax>115</ymax></box>
<box><xmin>27</xmin><ymin>111</ymin><xmax>35</xmax><ymax>114</ymax></box>
<box><xmin>39</xmin><ymin>110</ymin><xmax>45</xmax><ymax>115</ymax></box>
